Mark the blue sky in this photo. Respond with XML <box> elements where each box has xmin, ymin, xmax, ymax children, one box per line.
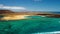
<box><xmin>0</xmin><ymin>0</ymin><xmax>60</xmax><ymax>11</ymax></box>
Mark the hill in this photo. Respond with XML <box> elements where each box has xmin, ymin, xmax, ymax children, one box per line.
<box><xmin>0</xmin><ymin>10</ymin><xmax>14</xmax><ymax>14</ymax></box>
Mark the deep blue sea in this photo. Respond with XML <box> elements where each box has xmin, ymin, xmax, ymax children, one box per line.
<box><xmin>0</xmin><ymin>16</ymin><xmax>60</xmax><ymax>34</ymax></box>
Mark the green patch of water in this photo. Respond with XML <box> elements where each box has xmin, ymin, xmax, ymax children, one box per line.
<box><xmin>0</xmin><ymin>16</ymin><xmax>60</xmax><ymax>34</ymax></box>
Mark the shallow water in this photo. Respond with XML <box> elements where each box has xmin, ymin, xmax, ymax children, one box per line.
<box><xmin>0</xmin><ymin>16</ymin><xmax>60</xmax><ymax>34</ymax></box>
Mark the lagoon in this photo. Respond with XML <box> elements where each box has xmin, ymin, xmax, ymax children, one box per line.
<box><xmin>0</xmin><ymin>16</ymin><xmax>60</xmax><ymax>34</ymax></box>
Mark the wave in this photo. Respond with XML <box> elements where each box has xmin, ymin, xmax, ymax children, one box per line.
<box><xmin>32</xmin><ymin>31</ymin><xmax>60</xmax><ymax>34</ymax></box>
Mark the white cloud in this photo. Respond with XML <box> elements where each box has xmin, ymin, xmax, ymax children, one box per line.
<box><xmin>0</xmin><ymin>4</ymin><xmax>26</xmax><ymax>10</ymax></box>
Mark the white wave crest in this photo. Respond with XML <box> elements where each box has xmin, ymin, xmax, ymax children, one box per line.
<box><xmin>32</xmin><ymin>31</ymin><xmax>60</xmax><ymax>34</ymax></box>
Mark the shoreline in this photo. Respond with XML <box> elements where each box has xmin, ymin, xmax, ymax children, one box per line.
<box><xmin>0</xmin><ymin>15</ymin><xmax>30</xmax><ymax>20</ymax></box>
<box><xmin>1</xmin><ymin>14</ymin><xmax>60</xmax><ymax>20</ymax></box>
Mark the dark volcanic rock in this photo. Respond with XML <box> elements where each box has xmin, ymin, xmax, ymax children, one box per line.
<box><xmin>48</xmin><ymin>15</ymin><xmax>60</xmax><ymax>18</ymax></box>
<box><xmin>36</xmin><ymin>14</ymin><xmax>60</xmax><ymax>18</ymax></box>
<box><xmin>0</xmin><ymin>10</ymin><xmax>14</xmax><ymax>14</ymax></box>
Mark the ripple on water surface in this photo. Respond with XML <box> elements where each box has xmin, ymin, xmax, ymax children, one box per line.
<box><xmin>0</xmin><ymin>16</ymin><xmax>60</xmax><ymax>34</ymax></box>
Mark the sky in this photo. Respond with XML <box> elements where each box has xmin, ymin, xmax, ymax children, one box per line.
<box><xmin>0</xmin><ymin>0</ymin><xmax>60</xmax><ymax>11</ymax></box>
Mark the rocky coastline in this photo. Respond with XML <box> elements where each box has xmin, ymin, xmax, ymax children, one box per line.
<box><xmin>0</xmin><ymin>10</ymin><xmax>60</xmax><ymax>20</ymax></box>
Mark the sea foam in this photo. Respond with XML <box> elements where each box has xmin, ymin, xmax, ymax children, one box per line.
<box><xmin>32</xmin><ymin>31</ymin><xmax>60</xmax><ymax>34</ymax></box>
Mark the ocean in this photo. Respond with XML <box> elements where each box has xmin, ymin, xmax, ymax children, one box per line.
<box><xmin>0</xmin><ymin>16</ymin><xmax>60</xmax><ymax>34</ymax></box>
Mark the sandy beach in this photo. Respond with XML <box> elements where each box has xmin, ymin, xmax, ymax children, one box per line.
<box><xmin>1</xmin><ymin>15</ymin><xmax>30</xmax><ymax>20</ymax></box>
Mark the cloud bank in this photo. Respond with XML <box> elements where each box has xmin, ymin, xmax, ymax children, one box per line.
<box><xmin>0</xmin><ymin>4</ymin><xmax>26</xmax><ymax>10</ymax></box>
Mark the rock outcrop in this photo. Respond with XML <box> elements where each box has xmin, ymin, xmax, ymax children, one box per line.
<box><xmin>0</xmin><ymin>10</ymin><xmax>14</xmax><ymax>14</ymax></box>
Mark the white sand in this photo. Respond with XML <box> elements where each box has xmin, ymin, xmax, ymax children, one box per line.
<box><xmin>1</xmin><ymin>15</ymin><xmax>30</xmax><ymax>20</ymax></box>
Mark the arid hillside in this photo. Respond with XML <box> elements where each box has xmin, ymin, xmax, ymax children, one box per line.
<box><xmin>0</xmin><ymin>10</ymin><xmax>52</xmax><ymax>15</ymax></box>
<box><xmin>0</xmin><ymin>10</ymin><xmax>60</xmax><ymax>18</ymax></box>
<box><xmin>0</xmin><ymin>10</ymin><xmax>60</xmax><ymax>20</ymax></box>
<box><xmin>0</xmin><ymin>10</ymin><xmax>14</xmax><ymax>14</ymax></box>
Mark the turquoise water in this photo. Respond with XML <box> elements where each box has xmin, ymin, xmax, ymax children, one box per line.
<box><xmin>0</xmin><ymin>16</ymin><xmax>60</xmax><ymax>34</ymax></box>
